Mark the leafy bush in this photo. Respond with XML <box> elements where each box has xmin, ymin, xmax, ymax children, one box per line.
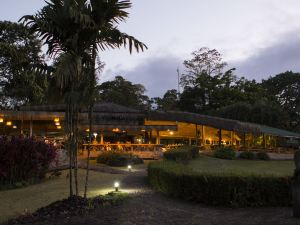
<box><xmin>238</xmin><ymin>151</ymin><xmax>255</xmax><ymax>160</ymax></box>
<box><xmin>148</xmin><ymin>161</ymin><xmax>292</xmax><ymax>207</ymax></box>
<box><xmin>0</xmin><ymin>136</ymin><xmax>56</xmax><ymax>186</ymax></box>
<box><xmin>163</xmin><ymin>146</ymin><xmax>199</xmax><ymax>161</ymax></box>
<box><xmin>256</xmin><ymin>151</ymin><xmax>270</xmax><ymax>160</ymax></box>
<box><xmin>213</xmin><ymin>147</ymin><xmax>235</xmax><ymax>160</ymax></box>
<box><xmin>97</xmin><ymin>151</ymin><xmax>143</xmax><ymax>167</ymax></box>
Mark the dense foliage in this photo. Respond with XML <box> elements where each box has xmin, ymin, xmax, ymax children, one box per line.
<box><xmin>0</xmin><ymin>136</ymin><xmax>56</xmax><ymax>186</ymax></box>
<box><xmin>97</xmin><ymin>76</ymin><xmax>151</xmax><ymax>110</ymax></box>
<box><xmin>256</xmin><ymin>151</ymin><xmax>270</xmax><ymax>161</ymax></box>
<box><xmin>148</xmin><ymin>160</ymin><xmax>292</xmax><ymax>207</ymax></box>
<box><xmin>213</xmin><ymin>147</ymin><xmax>236</xmax><ymax>160</ymax></box>
<box><xmin>0</xmin><ymin>21</ymin><xmax>48</xmax><ymax>109</ymax></box>
<box><xmin>238</xmin><ymin>151</ymin><xmax>256</xmax><ymax>160</ymax></box>
<box><xmin>163</xmin><ymin>146</ymin><xmax>199</xmax><ymax>161</ymax></box>
<box><xmin>97</xmin><ymin>151</ymin><xmax>143</xmax><ymax>167</ymax></box>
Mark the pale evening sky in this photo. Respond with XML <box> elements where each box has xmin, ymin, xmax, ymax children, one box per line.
<box><xmin>1</xmin><ymin>0</ymin><xmax>300</xmax><ymax>96</ymax></box>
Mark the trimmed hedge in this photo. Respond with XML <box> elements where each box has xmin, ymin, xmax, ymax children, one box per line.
<box><xmin>163</xmin><ymin>146</ymin><xmax>199</xmax><ymax>161</ymax></box>
<box><xmin>148</xmin><ymin>161</ymin><xmax>292</xmax><ymax>207</ymax></box>
<box><xmin>256</xmin><ymin>151</ymin><xmax>270</xmax><ymax>161</ymax></box>
<box><xmin>238</xmin><ymin>151</ymin><xmax>255</xmax><ymax>160</ymax></box>
<box><xmin>213</xmin><ymin>147</ymin><xmax>236</xmax><ymax>160</ymax></box>
<box><xmin>97</xmin><ymin>151</ymin><xmax>143</xmax><ymax>167</ymax></box>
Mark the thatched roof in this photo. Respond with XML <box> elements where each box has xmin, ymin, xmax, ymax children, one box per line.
<box><xmin>148</xmin><ymin>111</ymin><xmax>300</xmax><ymax>138</ymax></box>
<box><xmin>148</xmin><ymin>111</ymin><xmax>259</xmax><ymax>133</ymax></box>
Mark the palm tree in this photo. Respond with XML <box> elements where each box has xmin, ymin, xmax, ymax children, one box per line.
<box><xmin>21</xmin><ymin>0</ymin><xmax>147</xmax><ymax>197</ymax></box>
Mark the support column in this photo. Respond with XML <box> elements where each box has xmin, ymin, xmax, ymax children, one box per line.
<box><xmin>263</xmin><ymin>133</ymin><xmax>266</xmax><ymax>149</ymax></box>
<box><xmin>202</xmin><ymin>125</ymin><xmax>205</xmax><ymax>146</ymax></box>
<box><xmin>218</xmin><ymin>129</ymin><xmax>222</xmax><ymax>147</ymax></box>
<box><xmin>156</xmin><ymin>130</ymin><xmax>160</xmax><ymax>145</ymax></box>
<box><xmin>195</xmin><ymin>124</ymin><xmax>198</xmax><ymax>146</ymax></box>
<box><xmin>29</xmin><ymin>118</ymin><xmax>33</xmax><ymax>137</ymax></box>
<box><xmin>100</xmin><ymin>132</ymin><xmax>104</xmax><ymax>144</ymax></box>
<box><xmin>230</xmin><ymin>131</ymin><xmax>233</xmax><ymax>146</ymax></box>
<box><xmin>189</xmin><ymin>138</ymin><xmax>192</xmax><ymax>145</ymax></box>
<box><xmin>243</xmin><ymin>132</ymin><xmax>246</xmax><ymax>147</ymax></box>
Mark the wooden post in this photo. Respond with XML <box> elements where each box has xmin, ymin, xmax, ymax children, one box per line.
<box><xmin>202</xmin><ymin>125</ymin><xmax>205</xmax><ymax>146</ymax></box>
<box><xmin>156</xmin><ymin>130</ymin><xmax>160</xmax><ymax>145</ymax></box>
<box><xmin>29</xmin><ymin>118</ymin><xmax>33</xmax><ymax>137</ymax></box>
<box><xmin>195</xmin><ymin>124</ymin><xmax>198</xmax><ymax>146</ymax></box>
<box><xmin>100</xmin><ymin>132</ymin><xmax>104</xmax><ymax>144</ymax></box>
<box><xmin>263</xmin><ymin>133</ymin><xmax>266</xmax><ymax>149</ymax></box>
<box><xmin>218</xmin><ymin>129</ymin><xmax>222</xmax><ymax>147</ymax></box>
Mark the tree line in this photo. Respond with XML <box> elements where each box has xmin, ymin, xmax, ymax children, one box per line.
<box><xmin>1</xmin><ymin>23</ymin><xmax>300</xmax><ymax>135</ymax></box>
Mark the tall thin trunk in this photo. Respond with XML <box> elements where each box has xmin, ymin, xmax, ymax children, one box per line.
<box><xmin>84</xmin><ymin>45</ymin><xmax>97</xmax><ymax>198</ymax></box>
<box><xmin>68</xmin><ymin>103</ymin><xmax>73</xmax><ymax>196</ymax></box>
<box><xmin>74</xmin><ymin>107</ymin><xmax>79</xmax><ymax>196</ymax></box>
<box><xmin>84</xmin><ymin>105</ymin><xmax>93</xmax><ymax>198</ymax></box>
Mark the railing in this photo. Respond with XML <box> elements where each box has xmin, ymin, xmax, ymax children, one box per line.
<box><xmin>81</xmin><ymin>143</ymin><xmax>163</xmax><ymax>159</ymax></box>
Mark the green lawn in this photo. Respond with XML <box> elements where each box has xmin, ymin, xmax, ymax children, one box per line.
<box><xmin>0</xmin><ymin>169</ymin><xmax>125</xmax><ymax>223</ymax></box>
<box><xmin>187</xmin><ymin>156</ymin><xmax>295</xmax><ymax>177</ymax></box>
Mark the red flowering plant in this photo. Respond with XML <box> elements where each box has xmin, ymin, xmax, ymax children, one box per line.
<box><xmin>0</xmin><ymin>136</ymin><xmax>56</xmax><ymax>186</ymax></box>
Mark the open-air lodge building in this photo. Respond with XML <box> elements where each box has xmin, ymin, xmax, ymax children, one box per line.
<box><xmin>1</xmin><ymin>103</ymin><xmax>299</xmax><ymax>157</ymax></box>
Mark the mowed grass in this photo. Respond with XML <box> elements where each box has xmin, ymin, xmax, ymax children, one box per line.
<box><xmin>0</xmin><ymin>169</ymin><xmax>125</xmax><ymax>223</ymax></box>
<box><xmin>187</xmin><ymin>156</ymin><xmax>295</xmax><ymax>177</ymax></box>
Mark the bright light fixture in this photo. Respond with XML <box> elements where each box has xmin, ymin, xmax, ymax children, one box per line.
<box><xmin>6</xmin><ymin>121</ymin><xmax>12</xmax><ymax>126</ymax></box>
<box><xmin>55</xmin><ymin>122</ymin><xmax>60</xmax><ymax>126</ymax></box>
<box><xmin>13</xmin><ymin>125</ymin><xmax>17</xmax><ymax>129</ymax></box>
<box><xmin>169</xmin><ymin>131</ymin><xmax>174</xmax><ymax>135</ymax></box>
<box><xmin>0</xmin><ymin>118</ymin><xmax>3</xmax><ymax>123</ymax></box>
<box><xmin>93</xmin><ymin>133</ymin><xmax>98</xmax><ymax>138</ymax></box>
<box><xmin>128</xmin><ymin>165</ymin><xmax>132</xmax><ymax>172</ymax></box>
<box><xmin>114</xmin><ymin>182</ymin><xmax>120</xmax><ymax>192</ymax></box>
<box><xmin>57</xmin><ymin>126</ymin><xmax>62</xmax><ymax>129</ymax></box>
<box><xmin>54</xmin><ymin>118</ymin><xmax>60</xmax><ymax>122</ymax></box>
<box><xmin>86</xmin><ymin>128</ymin><xmax>90</xmax><ymax>132</ymax></box>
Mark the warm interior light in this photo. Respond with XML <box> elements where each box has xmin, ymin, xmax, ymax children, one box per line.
<box><xmin>13</xmin><ymin>125</ymin><xmax>17</xmax><ymax>129</ymax></box>
<box><xmin>54</xmin><ymin>118</ymin><xmax>60</xmax><ymax>122</ymax></box>
<box><xmin>6</xmin><ymin>121</ymin><xmax>12</xmax><ymax>126</ymax></box>
<box><xmin>86</xmin><ymin>128</ymin><xmax>90</xmax><ymax>132</ymax></box>
<box><xmin>169</xmin><ymin>131</ymin><xmax>174</xmax><ymax>135</ymax></box>
<box><xmin>141</xmin><ymin>129</ymin><xmax>146</xmax><ymax>132</ymax></box>
<box><xmin>55</xmin><ymin>122</ymin><xmax>60</xmax><ymax>126</ymax></box>
<box><xmin>114</xmin><ymin>182</ymin><xmax>120</xmax><ymax>192</ymax></box>
<box><xmin>57</xmin><ymin>126</ymin><xmax>62</xmax><ymax>129</ymax></box>
<box><xmin>0</xmin><ymin>118</ymin><xmax>3</xmax><ymax>123</ymax></box>
<box><xmin>112</xmin><ymin>128</ymin><xmax>120</xmax><ymax>132</ymax></box>
<box><xmin>93</xmin><ymin>133</ymin><xmax>98</xmax><ymax>138</ymax></box>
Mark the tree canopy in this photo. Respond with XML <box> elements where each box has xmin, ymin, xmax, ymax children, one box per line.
<box><xmin>0</xmin><ymin>21</ymin><xmax>48</xmax><ymax>109</ymax></box>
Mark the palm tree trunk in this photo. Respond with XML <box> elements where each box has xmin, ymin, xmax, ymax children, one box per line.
<box><xmin>67</xmin><ymin>103</ymin><xmax>73</xmax><ymax>196</ymax></box>
<box><xmin>84</xmin><ymin>45</ymin><xmax>97</xmax><ymax>198</ymax></box>
<box><xmin>74</xmin><ymin>107</ymin><xmax>79</xmax><ymax>196</ymax></box>
<box><xmin>84</xmin><ymin>105</ymin><xmax>93</xmax><ymax>198</ymax></box>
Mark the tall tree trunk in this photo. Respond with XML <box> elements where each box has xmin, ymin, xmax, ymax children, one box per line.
<box><xmin>74</xmin><ymin>106</ymin><xmax>79</xmax><ymax>196</ymax></box>
<box><xmin>67</xmin><ymin>103</ymin><xmax>73</xmax><ymax>197</ymax></box>
<box><xmin>84</xmin><ymin>45</ymin><xmax>97</xmax><ymax>198</ymax></box>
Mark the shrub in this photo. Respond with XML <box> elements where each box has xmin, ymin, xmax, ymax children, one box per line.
<box><xmin>148</xmin><ymin>161</ymin><xmax>292</xmax><ymax>207</ymax></box>
<box><xmin>213</xmin><ymin>147</ymin><xmax>235</xmax><ymax>160</ymax></box>
<box><xmin>163</xmin><ymin>146</ymin><xmax>199</xmax><ymax>161</ymax></box>
<box><xmin>97</xmin><ymin>151</ymin><xmax>143</xmax><ymax>167</ymax></box>
<box><xmin>238</xmin><ymin>151</ymin><xmax>255</xmax><ymax>160</ymax></box>
<box><xmin>256</xmin><ymin>151</ymin><xmax>270</xmax><ymax>160</ymax></box>
<box><xmin>0</xmin><ymin>136</ymin><xmax>56</xmax><ymax>186</ymax></box>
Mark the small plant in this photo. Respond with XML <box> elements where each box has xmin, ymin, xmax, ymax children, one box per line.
<box><xmin>256</xmin><ymin>151</ymin><xmax>270</xmax><ymax>160</ymax></box>
<box><xmin>97</xmin><ymin>152</ymin><xmax>143</xmax><ymax>167</ymax></box>
<box><xmin>238</xmin><ymin>151</ymin><xmax>255</xmax><ymax>160</ymax></box>
<box><xmin>163</xmin><ymin>146</ymin><xmax>199</xmax><ymax>161</ymax></box>
<box><xmin>213</xmin><ymin>147</ymin><xmax>236</xmax><ymax>160</ymax></box>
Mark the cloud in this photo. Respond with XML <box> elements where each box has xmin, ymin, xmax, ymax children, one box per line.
<box><xmin>103</xmin><ymin>55</ymin><xmax>182</xmax><ymax>97</ymax></box>
<box><xmin>232</xmin><ymin>30</ymin><xmax>300</xmax><ymax>80</ymax></box>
